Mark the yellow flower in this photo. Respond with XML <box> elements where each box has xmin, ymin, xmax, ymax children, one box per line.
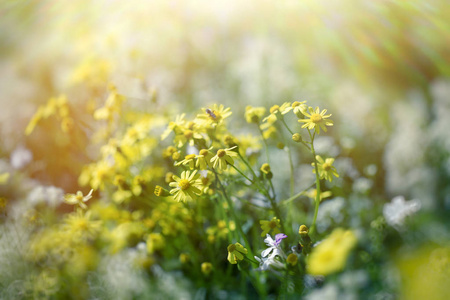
<box><xmin>245</xmin><ymin>106</ymin><xmax>266</xmax><ymax>124</ymax></box>
<box><xmin>147</xmin><ymin>233</ymin><xmax>166</xmax><ymax>254</ymax></box>
<box><xmin>307</xmin><ymin>228</ymin><xmax>357</xmax><ymax>276</ymax></box>
<box><xmin>175</xmin><ymin>154</ymin><xmax>197</xmax><ymax>170</ymax></box>
<box><xmin>169</xmin><ymin>170</ymin><xmax>202</xmax><ymax>202</ymax></box>
<box><xmin>0</xmin><ymin>172</ymin><xmax>10</xmax><ymax>184</ymax></box>
<box><xmin>161</xmin><ymin>114</ymin><xmax>186</xmax><ymax>140</ymax></box>
<box><xmin>93</xmin><ymin>86</ymin><xmax>125</xmax><ymax>123</ymax></box>
<box><xmin>262</xmin><ymin>102</ymin><xmax>291</xmax><ymax>123</ymax></box>
<box><xmin>306</xmin><ymin>188</ymin><xmax>333</xmax><ymax>202</ymax></box>
<box><xmin>289</xmin><ymin>101</ymin><xmax>308</xmax><ymax>118</ymax></box>
<box><xmin>227</xmin><ymin>243</ymin><xmax>248</xmax><ymax>264</ymax></box>
<box><xmin>195</xmin><ymin>148</ymin><xmax>214</xmax><ymax>170</ymax></box>
<box><xmin>180</xmin><ymin>253</ymin><xmax>190</xmax><ymax>264</ymax></box>
<box><xmin>173</xmin><ymin>122</ymin><xmax>204</xmax><ymax>148</ymax></box>
<box><xmin>199</xmin><ymin>171</ymin><xmax>214</xmax><ymax>193</ymax></box>
<box><xmin>260</xmin><ymin>217</ymin><xmax>281</xmax><ymax>237</ymax></box>
<box><xmin>312</xmin><ymin>156</ymin><xmax>339</xmax><ymax>182</ymax></box>
<box><xmin>64</xmin><ymin>189</ymin><xmax>94</xmax><ymax>209</ymax></box>
<box><xmin>201</xmin><ymin>262</ymin><xmax>213</xmax><ymax>275</ymax></box>
<box><xmin>260</xmin><ymin>163</ymin><xmax>271</xmax><ymax>175</ymax></box>
<box><xmin>298</xmin><ymin>106</ymin><xmax>333</xmax><ymax>134</ymax></box>
<box><xmin>196</xmin><ymin>104</ymin><xmax>232</xmax><ymax>127</ymax></box>
<box><xmin>210</xmin><ymin>146</ymin><xmax>238</xmax><ymax>171</ymax></box>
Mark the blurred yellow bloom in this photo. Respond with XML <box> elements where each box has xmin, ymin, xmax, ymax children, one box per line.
<box><xmin>161</xmin><ymin>114</ymin><xmax>186</xmax><ymax>140</ymax></box>
<box><xmin>245</xmin><ymin>106</ymin><xmax>266</xmax><ymax>124</ymax></box>
<box><xmin>146</xmin><ymin>233</ymin><xmax>166</xmax><ymax>254</ymax></box>
<box><xmin>180</xmin><ymin>253</ymin><xmax>190</xmax><ymax>264</ymax></box>
<box><xmin>396</xmin><ymin>246</ymin><xmax>450</xmax><ymax>300</ymax></box>
<box><xmin>93</xmin><ymin>86</ymin><xmax>125</xmax><ymax>123</ymax></box>
<box><xmin>298</xmin><ymin>106</ymin><xmax>333</xmax><ymax>134</ymax></box>
<box><xmin>0</xmin><ymin>172</ymin><xmax>10</xmax><ymax>184</ymax></box>
<box><xmin>287</xmin><ymin>253</ymin><xmax>298</xmax><ymax>266</ymax></box>
<box><xmin>201</xmin><ymin>262</ymin><xmax>213</xmax><ymax>275</ymax></box>
<box><xmin>306</xmin><ymin>188</ymin><xmax>332</xmax><ymax>202</ymax></box>
<box><xmin>307</xmin><ymin>228</ymin><xmax>357</xmax><ymax>276</ymax></box>
<box><xmin>63</xmin><ymin>210</ymin><xmax>102</xmax><ymax>242</ymax></box>
<box><xmin>260</xmin><ymin>217</ymin><xmax>281</xmax><ymax>237</ymax></box>
<box><xmin>169</xmin><ymin>170</ymin><xmax>202</xmax><ymax>202</ymax></box>
<box><xmin>312</xmin><ymin>155</ymin><xmax>339</xmax><ymax>182</ymax></box>
<box><xmin>227</xmin><ymin>243</ymin><xmax>248</xmax><ymax>264</ymax></box>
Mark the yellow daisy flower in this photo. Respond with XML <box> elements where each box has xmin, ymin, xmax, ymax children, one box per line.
<box><xmin>260</xmin><ymin>217</ymin><xmax>281</xmax><ymax>237</ymax></box>
<box><xmin>64</xmin><ymin>189</ymin><xmax>94</xmax><ymax>209</ymax></box>
<box><xmin>290</xmin><ymin>101</ymin><xmax>308</xmax><ymax>118</ymax></box>
<box><xmin>169</xmin><ymin>170</ymin><xmax>202</xmax><ymax>202</ymax></box>
<box><xmin>262</xmin><ymin>102</ymin><xmax>291</xmax><ymax>123</ymax></box>
<box><xmin>210</xmin><ymin>146</ymin><xmax>238</xmax><ymax>171</ymax></box>
<box><xmin>175</xmin><ymin>154</ymin><xmax>197</xmax><ymax>170</ymax></box>
<box><xmin>195</xmin><ymin>148</ymin><xmax>214</xmax><ymax>170</ymax></box>
<box><xmin>312</xmin><ymin>155</ymin><xmax>339</xmax><ymax>182</ymax></box>
<box><xmin>227</xmin><ymin>242</ymin><xmax>248</xmax><ymax>264</ymax></box>
<box><xmin>196</xmin><ymin>104</ymin><xmax>232</xmax><ymax>127</ymax></box>
<box><xmin>298</xmin><ymin>106</ymin><xmax>333</xmax><ymax>134</ymax></box>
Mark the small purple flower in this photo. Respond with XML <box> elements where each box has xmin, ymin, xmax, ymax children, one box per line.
<box><xmin>274</xmin><ymin>233</ymin><xmax>287</xmax><ymax>246</ymax></box>
<box><xmin>261</xmin><ymin>233</ymin><xmax>288</xmax><ymax>259</ymax></box>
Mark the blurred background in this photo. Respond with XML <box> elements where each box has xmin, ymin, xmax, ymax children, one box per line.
<box><xmin>2</xmin><ymin>0</ymin><xmax>450</xmax><ymax>208</ymax></box>
<box><xmin>1</xmin><ymin>0</ymin><xmax>450</xmax><ymax>298</ymax></box>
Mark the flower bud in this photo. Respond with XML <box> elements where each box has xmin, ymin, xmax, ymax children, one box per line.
<box><xmin>292</xmin><ymin>133</ymin><xmax>302</xmax><ymax>143</ymax></box>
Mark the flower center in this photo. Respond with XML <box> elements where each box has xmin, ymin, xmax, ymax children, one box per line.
<box><xmin>184</xmin><ymin>130</ymin><xmax>193</xmax><ymax>139</ymax></box>
<box><xmin>199</xmin><ymin>149</ymin><xmax>209</xmax><ymax>156</ymax></box>
<box><xmin>269</xmin><ymin>220</ymin><xmax>277</xmax><ymax>229</ymax></box>
<box><xmin>75</xmin><ymin>219</ymin><xmax>89</xmax><ymax>231</ymax></box>
<box><xmin>227</xmin><ymin>244</ymin><xmax>236</xmax><ymax>252</ymax></box>
<box><xmin>322</xmin><ymin>163</ymin><xmax>331</xmax><ymax>171</ymax></box>
<box><xmin>179</xmin><ymin>179</ymin><xmax>190</xmax><ymax>190</ymax></box>
<box><xmin>292</xmin><ymin>101</ymin><xmax>301</xmax><ymax>108</ymax></box>
<box><xmin>217</xmin><ymin>149</ymin><xmax>226</xmax><ymax>158</ymax></box>
<box><xmin>76</xmin><ymin>194</ymin><xmax>84</xmax><ymax>202</ymax></box>
<box><xmin>311</xmin><ymin>113</ymin><xmax>323</xmax><ymax>123</ymax></box>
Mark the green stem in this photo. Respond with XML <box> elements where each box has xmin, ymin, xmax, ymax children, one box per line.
<box><xmin>237</xmin><ymin>151</ymin><xmax>285</xmax><ymax>234</ymax></box>
<box><xmin>230</xmin><ymin>164</ymin><xmax>254</xmax><ymax>183</ymax></box>
<box><xmin>267</xmin><ymin>179</ymin><xmax>286</xmax><ymax>234</ymax></box>
<box><xmin>257</xmin><ymin>125</ymin><xmax>271</xmax><ymax>164</ymax></box>
<box><xmin>237</xmin><ymin>151</ymin><xmax>258</xmax><ymax>180</ymax></box>
<box><xmin>280</xmin><ymin>117</ymin><xmax>294</xmax><ymax>135</ymax></box>
<box><xmin>279</xmin><ymin>182</ymin><xmax>316</xmax><ymax>206</ymax></box>
<box><xmin>213</xmin><ymin>169</ymin><xmax>255</xmax><ymax>258</ymax></box>
<box><xmin>308</xmin><ymin>130</ymin><xmax>321</xmax><ymax>238</ymax></box>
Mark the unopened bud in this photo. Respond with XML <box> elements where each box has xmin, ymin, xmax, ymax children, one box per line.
<box><xmin>292</xmin><ymin>133</ymin><xmax>302</xmax><ymax>143</ymax></box>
